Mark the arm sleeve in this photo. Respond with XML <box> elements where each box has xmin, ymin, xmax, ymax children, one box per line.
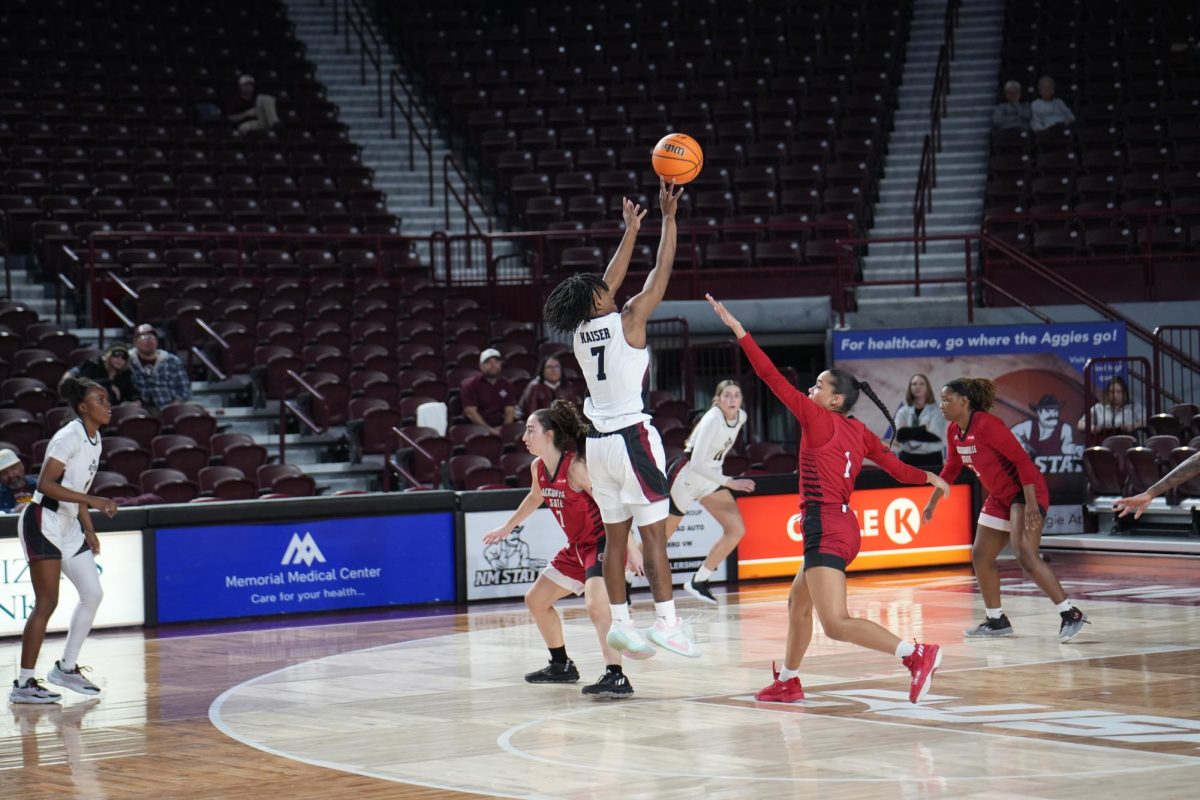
<box><xmin>939</xmin><ymin>432</ymin><xmax>964</xmax><ymax>483</ymax></box>
<box><xmin>683</xmin><ymin>409</ymin><xmax>728</xmax><ymax>485</ymax></box>
<box><xmin>865</xmin><ymin>432</ymin><xmax>929</xmax><ymax>484</ymax></box>
<box><xmin>737</xmin><ymin>334</ymin><xmax>832</xmax><ymax>445</ymax></box>
<box><xmin>987</xmin><ymin>416</ymin><xmax>1043</xmax><ymax>486</ymax></box>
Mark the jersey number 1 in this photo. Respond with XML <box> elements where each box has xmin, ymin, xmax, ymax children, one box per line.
<box><xmin>590</xmin><ymin>346</ymin><xmax>607</xmax><ymax>381</ymax></box>
<box><xmin>843</xmin><ymin>451</ymin><xmax>852</xmax><ymax>478</ymax></box>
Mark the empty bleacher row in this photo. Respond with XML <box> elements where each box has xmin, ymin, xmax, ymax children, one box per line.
<box><xmin>983</xmin><ymin>0</ymin><xmax>1200</xmax><ymax>304</ymax></box>
<box><xmin>385</xmin><ymin>0</ymin><xmax>914</xmax><ymax>270</ymax></box>
<box><xmin>0</xmin><ymin>0</ymin><xmax>400</xmax><ymax>268</ymax></box>
<box><xmin>1083</xmin><ymin>433</ymin><xmax>1200</xmax><ymax>504</ymax></box>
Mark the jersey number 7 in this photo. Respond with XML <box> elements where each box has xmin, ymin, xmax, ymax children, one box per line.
<box><xmin>590</xmin><ymin>345</ymin><xmax>607</xmax><ymax>381</ymax></box>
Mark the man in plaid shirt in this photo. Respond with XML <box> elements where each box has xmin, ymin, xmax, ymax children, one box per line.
<box><xmin>129</xmin><ymin>324</ymin><xmax>192</xmax><ymax>408</ymax></box>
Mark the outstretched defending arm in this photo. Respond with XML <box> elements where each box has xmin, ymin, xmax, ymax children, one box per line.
<box><xmin>482</xmin><ymin>461</ymin><xmax>545</xmax><ymax>543</ymax></box>
<box><xmin>622</xmin><ymin>180</ymin><xmax>684</xmax><ymax>347</ymax></box>
<box><xmin>706</xmin><ymin>294</ymin><xmax>827</xmax><ymax>438</ymax></box>
<box><xmin>600</xmin><ymin>197</ymin><xmax>648</xmax><ymax>298</ymax></box>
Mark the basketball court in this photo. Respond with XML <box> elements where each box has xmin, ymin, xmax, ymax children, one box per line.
<box><xmin>2</xmin><ymin>551</ymin><xmax>1197</xmax><ymax>798</ymax></box>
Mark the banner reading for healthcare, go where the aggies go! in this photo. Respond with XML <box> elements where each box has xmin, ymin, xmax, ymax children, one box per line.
<box><xmin>832</xmin><ymin>321</ymin><xmax>1127</xmax><ymax>534</ymax></box>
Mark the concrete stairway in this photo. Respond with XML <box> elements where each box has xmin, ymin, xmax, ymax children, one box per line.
<box><xmin>281</xmin><ymin>0</ymin><xmax>494</xmax><ymax>246</ymax></box>
<box><xmin>850</xmin><ymin>0</ymin><xmax>1004</xmax><ymax>327</ymax></box>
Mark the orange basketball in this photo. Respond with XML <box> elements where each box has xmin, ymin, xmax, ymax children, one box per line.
<box><xmin>651</xmin><ymin>132</ymin><xmax>704</xmax><ymax>185</ymax></box>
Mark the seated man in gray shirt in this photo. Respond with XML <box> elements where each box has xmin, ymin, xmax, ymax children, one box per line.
<box><xmin>1030</xmin><ymin>76</ymin><xmax>1076</xmax><ymax>132</ymax></box>
<box><xmin>992</xmin><ymin>80</ymin><xmax>1031</xmax><ymax>131</ymax></box>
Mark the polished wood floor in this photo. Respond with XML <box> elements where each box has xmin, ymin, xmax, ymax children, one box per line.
<box><xmin>2</xmin><ymin>552</ymin><xmax>1199</xmax><ymax>799</ymax></box>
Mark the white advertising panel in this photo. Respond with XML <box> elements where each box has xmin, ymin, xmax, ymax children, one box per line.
<box><xmin>464</xmin><ymin>505</ymin><xmax>728</xmax><ymax>601</ymax></box>
<box><xmin>0</xmin><ymin>530</ymin><xmax>145</xmax><ymax>637</ymax></box>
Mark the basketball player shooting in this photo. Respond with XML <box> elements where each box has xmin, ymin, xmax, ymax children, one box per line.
<box><xmin>542</xmin><ymin>179</ymin><xmax>697</xmax><ymax>659</ymax></box>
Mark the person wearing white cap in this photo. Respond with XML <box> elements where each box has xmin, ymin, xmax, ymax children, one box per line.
<box><xmin>0</xmin><ymin>449</ymin><xmax>36</xmax><ymax>514</ymax></box>
<box><xmin>460</xmin><ymin>348</ymin><xmax>515</xmax><ymax>435</ymax></box>
<box><xmin>225</xmin><ymin>73</ymin><xmax>281</xmax><ymax>133</ymax></box>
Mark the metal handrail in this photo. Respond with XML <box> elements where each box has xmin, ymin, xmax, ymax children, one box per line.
<box><xmin>56</xmin><ymin>246</ymin><xmax>80</xmax><ymax>325</ymax></box>
<box><xmin>834</xmin><ymin>233</ymin><xmax>1050</xmax><ymax>327</ymax></box>
<box><xmin>445</xmin><ymin>219</ymin><xmax>855</xmax><ymax>299</ymax></box>
<box><xmin>343</xmin><ymin>0</ymin><xmax>383</xmax><ymax>116</ymax></box>
<box><xmin>84</xmin><ymin>230</ymin><xmax>442</xmax><ymax>328</ymax></box>
<box><xmin>388</xmin><ymin>425</ymin><xmax>443</xmax><ymax>491</ymax></box>
<box><xmin>279</xmin><ymin>369</ymin><xmax>326</xmax><ymax>462</ymax></box>
<box><xmin>443</xmin><ymin>154</ymin><xmax>492</xmax><ymax>236</ymax></box>
<box><xmin>912</xmin><ymin>134</ymin><xmax>933</xmax><ymax>292</ymax></box>
<box><xmin>389</xmin><ymin>69</ymin><xmax>434</xmax><ymax>202</ymax></box>
<box><xmin>189</xmin><ymin>318</ymin><xmax>229</xmax><ymax>382</ymax></box>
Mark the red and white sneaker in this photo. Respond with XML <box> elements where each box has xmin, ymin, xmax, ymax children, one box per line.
<box><xmin>753</xmin><ymin>662</ymin><xmax>805</xmax><ymax>703</ymax></box>
<box><xmin>902</xmin><ymin>642</ymin><xmax>942</xmax><ymax>704</ymax></box>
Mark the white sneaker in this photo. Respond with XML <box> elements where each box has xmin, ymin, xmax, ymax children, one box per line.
<box><xmin>646</xmin><ymin>616</ymin><xmax>701</xmax><ymax>658</ymax></box>
<box><xmin>605</xmin><ymin>620</ymin><xmax>657</xmax><ymax>659</ymax></box>
<box><xmin>9</xmin><ymin>678</ymin><xmax>62</xmax><ymax>704</ymax></box>
<box><xmin>48</xmin><ymin>661</ymin><xmax>100</xmax><ymax>696</ymax></box>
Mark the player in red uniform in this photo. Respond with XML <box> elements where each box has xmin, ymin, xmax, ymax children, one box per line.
<box><xmin>708</xmin><ymin>296</ymin><xmax>949</xmax><ymax>704</ymax></box>
<box><xmin>924</xmin><ymin>378</ymin><xmax>1089</xmax><ymax>642</ymax></box>
<box><xmin>482</xmin><ymin>400</ymin><xmax>641</xmax><ymax>698</ymax></box>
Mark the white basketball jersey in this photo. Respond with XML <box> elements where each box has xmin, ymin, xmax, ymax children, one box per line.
<box><xmin>687</xmin><ymin>406</ymin><xmax>747</xmax><ymax>468</ymax></box>
<box><xmin>573</xmin><ymin>312</ymin><xmax>650</xmax><ymax>433</ymax></box>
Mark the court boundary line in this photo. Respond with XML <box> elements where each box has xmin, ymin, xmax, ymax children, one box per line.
<box><xmin>208</xmin><ymin>626</ymin><xmax>1200</xmax><ymax>793</ymax></box>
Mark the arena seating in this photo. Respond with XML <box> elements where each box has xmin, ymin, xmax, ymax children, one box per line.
<box><xmin>983</xmin><ymin>0</ymin><xmax>1200</xmax><ymax>304</ymax></box>
<box><xmin>384</xmin><ymin>0</ymin><xmax>914</xmax><ymax>275</ymax></box>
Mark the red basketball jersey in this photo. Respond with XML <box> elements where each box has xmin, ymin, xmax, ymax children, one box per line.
<box><xmin>941</xmin><ymin>411</ymin><xmax>1049</xmax><ymax>505</ymax></box>
<box><xmin>537</xmin><ymin>450</ymin><xmax>605</xmax><ymax>546</ymax></box>
<box><xmin>738</xmin><ymin>334</ymin><xmax>928</xmax><ymax>505</ymax></box>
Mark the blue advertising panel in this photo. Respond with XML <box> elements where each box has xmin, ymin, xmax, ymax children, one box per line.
<box><xmin>155</xmin><ymin>512</ymin><xmax>455</xmax><ymax>623</ymax></box>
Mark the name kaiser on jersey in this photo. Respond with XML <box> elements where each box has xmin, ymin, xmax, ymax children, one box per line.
<box><xmin>579</xmin><ymin>328</ymin><xmax>611</xmax><ymax>343</ymax></box>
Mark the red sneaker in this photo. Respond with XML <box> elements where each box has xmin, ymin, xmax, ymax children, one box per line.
<box><xmin>753</xmin><ymin>662</ymin><xmax>805</xmax><ymax>703</ymax></box>
<box><xmin>902</xmin><ymin>642</ymin><xmax>942</xmax><ymax>703</ymax></box>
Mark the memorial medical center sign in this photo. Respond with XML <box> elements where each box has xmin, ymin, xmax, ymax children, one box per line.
<box><xmin>736</xmin><ymin>485</ymin><xmax>973</xmax><ymax>579</ymax></box>
<box><xmin>154</xmin><ymin>513</ymin><xmax>454</xmax><ymax>622</ymax></box>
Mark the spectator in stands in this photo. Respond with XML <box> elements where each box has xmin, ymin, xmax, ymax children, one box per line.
<box><xmin>992</xmin><ymin>80</ymin><xmax>1031</xmax><ymax>132</ymax></box>
<box><xmin>1077</xmin><ymin>376</ymin><xmax>1145</xmax><ymax>436</ymax></box>
<box><xmin>461</xmin><ymin>348</ymin><xmax>516</xmax><ymax>434</ymax></box>
<box><xmin>892</xmin><ymin>373</ymin><xmax>947</xmax><ymax>469</ymax></box>
<box><xmin>64</xmin><ymin>344</ymin><xmax>141</xmax><ymax>407</ymax></box>
<box><xmin>0</xmin><ymin>449</ymin><xmax>36</xmax><ymax>514</ymax></box>
<box><xmin>1030</xmin><ymin>76</ymin><xmax>1075</xmax><ymax>132</ymax></box>
<box><xmin>129</xmin><ymin>324</ymin><xmax>192</xmax><ymax>408</ymax></box>
<box><xmin>225</xmin><ymin>74</ymin><xmax>282</xmax><ymax>134</ymax></box>
<box><xmin>517</xmin><ymin>356</ymin><xmax>580</xmax><ymax>420</ymax></box>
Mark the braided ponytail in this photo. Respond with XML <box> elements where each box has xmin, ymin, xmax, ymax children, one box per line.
<box><xmin>827</xmin><ymin>369</ymin><xmax>898</xmax><ymax>442</ymax></box>
<box><xmin>857</xmin><ymin>380</ymin><xmax>899</xmax><ymax>445</ymax></box>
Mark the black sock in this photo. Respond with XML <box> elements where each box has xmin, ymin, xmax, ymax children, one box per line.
<box><xmin>549</xmin><ymin>646</ymin><xmax>568</xmax><ymax>664</ymax></box>
<box><xmin>606</xmin><ymin>664</ymin><xmax>623</xmax><ymax>675</ymax></box>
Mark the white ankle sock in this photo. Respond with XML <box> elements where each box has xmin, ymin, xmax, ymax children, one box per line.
<box><xmin>610</xmin><ymin>603</ymin><xmax>632</xmax><ymax>624</ymax></box>
<box><xmin>1055</xmin><ymin>599</ymin><xmax>1074</xmax><ymax>614</ymax></box>
<box><xmin>654</xmin><ymin>600</ymin><xmax>676</xmax><ymax>622</ymax></box>
<box><xmin>694</xmin><ymin>566</ymin><xmax>713</xmax><ymax>582</ymax></box>
<box><xmin>895</xmin><ymin>641</ymin><xmax>916</xmax><ymax>659</ymax></box>
<box><xmin>778</xmin><ymin>665</ymin><xmax>800</xmax><ymax>681</ymax></box>
<box><xmin>19</xmin><ymin>668</ymin><xmax>35</xmax><ymax>683</ymax></box>
<box><xmin>58</xmin><ymin>660</ymin><xmax>75</xmax><ymax>672</ymax></box>
<box><xmin>985</xmin><ymin>607</ymin><xmax>1004</xmax><ymax>620</ymax></box>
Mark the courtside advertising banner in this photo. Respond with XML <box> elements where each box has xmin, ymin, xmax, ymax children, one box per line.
<box><xmin>833</xmin><ymin>322</ymin><xmax>1127</xmax><ymax>533</ymax></box>
<box><xmin>0</xmin><ymin>530</ymin><xmax>144</xmax><ymax>636</ymax></box>
<box><xmin>464</xmin><ymin>505</ymin><xmax>727</xmax><ymax>601</ymax></box>
<box><xmin>154</xmin><ymin>513</ymin><xmax>455</xmax><ymax>623</ymax></box>
<box><xmin>736</xmin><ymin>484</ymin><xmax>973</xmax><ymax>579</ymax></box>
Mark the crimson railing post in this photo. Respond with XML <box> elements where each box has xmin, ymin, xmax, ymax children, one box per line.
<box><xmin>835</xmin><ymin>242</ymin><xmax>846</xmax><ymax>327</ymax></box>
<box><xmin>278</xmin><ymin>401</ymin><xmax>287</xmax><ymax>463</ymax></box>
<box><xmin>88</xmin><ymin>236</ymin><xmax>100</xmax><ymax>342</ymax></box>
<box><xmin>443</xmin><ymin>156</ymin><xmax>450</xmax><ymax>231</ymax></box>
